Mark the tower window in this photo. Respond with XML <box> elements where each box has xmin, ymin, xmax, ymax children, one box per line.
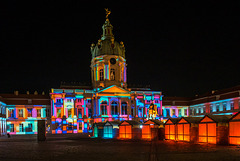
<box><xmin>99</xmin><ymin>69</ymin><xmax>104</xmax><ymax>81</ymax></box>
<box><xmin>110</xmin><ymin>68</ymin><xmax>115</xmax><ymax>80</ymax></box>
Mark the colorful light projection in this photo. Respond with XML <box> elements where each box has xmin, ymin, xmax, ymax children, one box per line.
<box><xmin>198</xmin><ymin>116</ymin><xmax>216</xmax><ymax>144</ymax></box>
<box><xmin>229</xmin><ymin>112</ymin><xmax>240</xmax><ymax>145</ymax></box>
<box><xmin>7</xmin><ymin>120</ymin><xmax>38</xmax><ymax>135</ymax></box>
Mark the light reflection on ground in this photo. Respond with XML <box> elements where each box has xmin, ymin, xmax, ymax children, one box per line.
<box><xmin>0</xmin><ymin>134</ymin><xmax>239</xmax><ymax>161</ymax></box>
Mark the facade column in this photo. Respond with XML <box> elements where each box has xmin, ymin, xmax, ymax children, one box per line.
<box><xmin>133</xmin><ymin>98</ymin><xmax>137</xmax><ymax>117</ymax></box>
<box><xmin>127</xmin><ymin>98</ymin><xmax>131</xmax><ymax>116</ymax></box>
<box><xmin>119</xmin><ymin>98</ymin><xmax>122</xmax><ymax>116</ymax></box>
<box><xmin>96</xmin><ymin>97</ymin><xmax>100</xmax><ymax>116</ymax></box>
<box><xmin>83</xmin><ymin>99</ymin><xmax>87</xmax><ymax>116</ymax></box>
<box><xmin>143</xmin><ymin>98</ymin><xmax>146</xmax><ymax>120</ymax></box>
<box><xmin>108</xmin><ymin>97</ymin><xmax>111</xmax><ymax>116</ymax></box>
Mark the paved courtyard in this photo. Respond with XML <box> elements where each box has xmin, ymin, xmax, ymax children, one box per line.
<box><xmin>0</xmin><ymin>134</ymin><xmax>240</xmax><ymax>161</ymax></box>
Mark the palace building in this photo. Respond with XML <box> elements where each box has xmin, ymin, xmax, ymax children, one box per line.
<box><xmin>0</xmin><ymin>10</ymin><xmax>239</xmax><ymax>136</ymax></box>
<box><xmin>50</xmin><ymin>11</ymin><xmax>163</xmax><ymax>134</ymax></box>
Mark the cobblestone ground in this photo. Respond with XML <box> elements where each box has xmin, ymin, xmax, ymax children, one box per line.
<box><xmin>0</xmin><ymin>134</ymin><xmax>239</xmax><ymax>161</ymax></box>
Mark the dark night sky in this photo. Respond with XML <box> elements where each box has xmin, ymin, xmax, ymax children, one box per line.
<box><xmin>0</xmin><ymin>1</ymin><xmax>240</xmax><ymax>97</ymax></box>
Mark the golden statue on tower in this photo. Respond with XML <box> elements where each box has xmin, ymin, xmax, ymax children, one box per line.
<box><xmin>148</xmin><ymin>103</ymin><xmax>158</xmax><ymax>120</ymax></box>
<box><xmin>105</xmin><ymin>8</ymin><xmax>111</xmax><ymax>19</ymax></box>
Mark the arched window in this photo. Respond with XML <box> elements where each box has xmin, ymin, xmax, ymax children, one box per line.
<box><xmin>121</xmin><ymin>102</ymin><xmax>127</xmax><ymax>115</ymax></box>
<box><xmin>111</xmin><ymin>101</ymin><xmax>118</xmax><ymax>115</ymax></box>
<box><xmin>110</xmin><ymin>68</ymin><xmax>115</xmax><ymax>80</ymax></box>
<box><xmin>101</xmin><ymin>101</ymin><xmax>108</xmax><ymax>115</ymax></box>
<box><xmin>99</xmin><ymin>69</ymin><xmax>104</xmax><ymax>81</ymax></box>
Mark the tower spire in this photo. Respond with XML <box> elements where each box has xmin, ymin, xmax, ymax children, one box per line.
<box><xmin>105</xmin><ymin>8</ymin><xmax>111</xmax><ymax>21</ymax></box>
<box><xmin>101</xmin><ymin>8</ymin><xmax>113</xmax><ymax>40</ymax></box>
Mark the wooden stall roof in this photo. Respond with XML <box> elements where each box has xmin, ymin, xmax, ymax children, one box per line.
<box><xmin>165</xmin><ymin>118</ymin><xmax>181</xmax><ymax>125</ymax></box>
<box><xmin>179</xmin><ymin>117</ymin><xmax>203</xmax><ymax>124</ymax></box>
<box><xmin>104</xmin><ymin>121</ymin><xmax>121</xmax><ymax>127</ymax></box>
<box><xmin>93</xmin><ymin>122</ymin><xmax>105</xmax><ymax>127</ymax></box>
<box><xmin>200</xmin><ymin>114</ymin><xmax>232</xmax><ymax>123</ymax></box>
<box><xmin>229</xmin><ymin>111</ymin><xmax>240</xmax><ymax>121</ymax></box>
<box><xmin>144</xmin><ymin>119</ymin><xmax>164</xmax><ymax>125</ymax></box>
<box><xmin>119</xmin><ymin>120</ymin><xmax>142</xmax><ymax>126</ymax></box>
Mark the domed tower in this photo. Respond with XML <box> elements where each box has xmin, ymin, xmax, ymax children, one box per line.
<box><xmin>90</xmin><ymin>9</ymin><xmax>127</xmax><ymax>89</ymax></box>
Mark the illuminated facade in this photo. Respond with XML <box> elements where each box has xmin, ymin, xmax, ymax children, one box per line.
<box><xmin>1</xmin><ymin>92</ymin><xmax>50</xmax><ymax>135</ymax></box>
<box><xmin>50</xmin><ymin>11</ymin><xmax>163</xmax><ymax>134</ymax></box>
<box><xmin>189</xmin><ymin>86</ymin><xmax>240</xmax><ymax>116</ymax></box>
<box><xmin>0</xmin><ymin>97</ymin><xmax>6</xmax><ymax>136</ymax></box>
<box><xmin>162</xmin><ymin>97</ymin><xmax>190</xmax><ymax>120</ymax></box>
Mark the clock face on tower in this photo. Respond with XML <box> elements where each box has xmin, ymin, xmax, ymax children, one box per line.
<box><xmin>110</xmin><ymin>58</ymin><xmax>116</xmax><ymax>65</ymax></box>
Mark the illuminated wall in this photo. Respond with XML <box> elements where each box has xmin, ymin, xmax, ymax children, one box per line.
<box><xmin>0</xmin><ymin>101</ymin><xmax>6</xmax><ymax>136</ymax></box>
<box><xmin>190</xmin><ymin>97</ymin><xmax>240</xmax><ymax>116</ymax></box>
<box><xmin>162</xmin><ymin>106</ymin><xmax>189</xmax><ymax>118</ymax></box>
<box><xmin>6</xmin><ymin>105</ymin><xmax>47</xmax><ymax>135</ymax></box>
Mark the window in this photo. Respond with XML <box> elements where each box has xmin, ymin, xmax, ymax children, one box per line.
<box><xmin>68</xmin><ymin>109</ymin><xmax>72</xmax><ymax>118</ymax></box>
<box><xmin>57</xmin><ymin>109</ymin><xmax>61</xmax><ymax>118</ymax></box>
<box><xmin>223</xmin><ymin>103</ymin><xmax>227</xmax><ymax>111</ymax></box>
<box><xmin>87</xmin><ymin>99</ymin><xmax>91</xmax><ymax>103</ymax></box>
<box><xmin>78</xmin><ymin>108</ymin><xmax>83</xmax><ymax>118</ymax></box>
<box><xmin>67</xmin><ymin>99</ymin><xmax>71</xmax><ymax>102</ymax></box>
<box><xmin>19</xmin><ymin>124</ymin><xmax>24</xmax><ymax>132</ymax></box>
<box><xmin>99</xmin><ymin>69</ymin><xmax>104</xmax><ymax>81</ymax></box>
<box><xmin>172</xmin><ymin>109</ymin><xmax>176</xmax><ymax>116</ymax></box>
<box><xmin>46</xmin><ymin>109</ymin><xmax>51</xmax><ymax>117</ymax></box>
<box><xmin>210</xmin><ymin>105</ymin><xmax>213</xmax><ymax>113</ymax></box>
<box><xmin>18</xmin><ymin>109</ymin><xmax>23</xmax><ymax>117</ymax></box>
<box><xmin>56</xmin><ymin>99</ymin><xmax>61</xmax><ymax>103</ymax></box>
<box><xmin>111</xmin><ymin>101</ymin><xmax>118</xmax><ymax>115</ymax></box>
<box><xmin>67</xmin><ymin>123</ymin><xmax>73</xmax><ymax>131</ymax></box>
<box><xmin>10</xmin><ymin>124</ymin><xmax>14</xmax><ymax>132</ymax></box>
<box><xmin>28</xmin><ymin>123</ymin><xmax>32</xmax><ymax>132</ymax></box>
<box><xmin>198</xmin><ymin>108</ymin><xmax>201</xmax><ymax>114</ymax></box>
<box><xmin>189</xmin><ymin>108</ymin><xmax>192</xmax><ymax>115</ymax></box>
<box><xmin>216</xmin><ymin>104</ymin><xmax>220</xmax><ymax>112</ymax></box>
<box><xmin>8</xmin><ymin>109</ymin><xmax>14</xmax><ymax>118</ymax></box>
<box><xmin>178</xmin><ymin>110</ymin><xmax>182</xmax><ymax>117</ymax></box>
<box><xmin>166</xmin><ymin>109</ymin><xmax>170</xmax><ymax>117</ymax></box>
<box><xmin>88</xmin><ymin>109</ymin><xmax>92</xmax><ymax>118</ymax></box>
<box><xmin>131</xmin><ymin>108</ymin><xmax>134</xmax><ymax>116</ymax></box>
<box><xmin>184</xmin><ymin>109</ymin><xmax>188</xmax><ymax>116</ymax></box>
<box><xmin>230</xmin><ymin>102</ymin><xmax>234</xmax><ymax>110</ymax></box>
<box><xmin>155</xmin><ymin>100</ymin><xmax>159</xmax><ymax>103</ymax></box>
<box><xmin>193</xmin><ymin>108</ymin><xmax>196</xmax><ymax>115</ymax></box>
<box><xmin>146</xmin><ymin>100</ymin><xmax>151</xmax><ymax>103</ymax></box>
<box><xmin>121</xmin><ymin>102</ymin><xmax>127</xmax><ymax>115</ymax></box>
<box><xmin>37</xmin><ymin>109</ymin><xmax>41</xmax><ymax>117</ymax></box>
<box><xmin>101</xmin><ymin>101</ymin><xmax>108</xmax><ymax>115</ymax></box>
<box><xmin>203</xmin><ymin>106</ymin><xmax>206</xmax><ymax>113</ymax></box>
<box><xmin>27</xmin><ymin>108</ymin><xmax>32</xmax><ymax>117</ymax></box>
<box><xmin>110</xmin><ymin>68</ymin><xmax>115</xmax><ymax>80</ymax></box>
